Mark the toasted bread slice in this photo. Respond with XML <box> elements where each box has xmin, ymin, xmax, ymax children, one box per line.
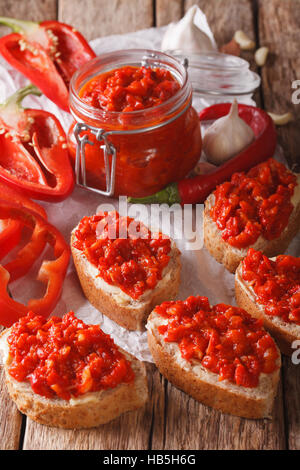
<box><xmin>235</xmin><ymin>263</ymin><xmax>300</xmax><ymax>356</ymax></box>
<box><xmin>147</xmin><ymin>310</ymin><xmax>281</xmax><ymax>419</ymax></box>
<box><xmin>0</xmin><ymin>329</ymin><xmax>148</xmax><ymax>429</ymax></box>
<box><xmin>71</xmin><ymin>229</ymin><xmax>181</xmax><ymax>331</ymax></box>
<box><xmin>203</xmin><ymin>174</ymin><xmax>300</xmax><ymax>273</ymax></box>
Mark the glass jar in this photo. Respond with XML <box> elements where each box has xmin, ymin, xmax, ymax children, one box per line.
<box><xmin>68</xmin><ymin>49</ymin><xmax>202</xmax><ymax>198</ymax></box>
<box><xmin>166</xmin><ymin>50</ymin><xmax>261</xmax><ymax>107</ymax></box>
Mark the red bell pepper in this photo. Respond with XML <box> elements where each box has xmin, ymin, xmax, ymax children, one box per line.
<box><xmin>0</xmin><ymin>200</ymin><xmax>70</xmax><ymax>327</ymax></box>
<box><xmin>0</xmin><ymin>181</ymin><xmax>48</xmax><ymax>282</ymax></box>
<box><xmin>4</xmin><ymin>218</ymin><xmax>47</xmax><ymax>282</ymax></box>
<box><xmin>0</xmin><ymin>17</ymin><xmax>96</xmax><ymax>111</ymax></box>
<box><xmin>0</xmin><ymin>181</ymin><xmax>47</xmax><ymax>261</ymax></box>
<box><xmin>0</xmin><ymin>84</ymin><xmax>74</xmax><ymax>201</ymax></box>
<box><xmin>0</xmin><ymin>220</ymin><xmax>22</xmax><ymax>260</ymax></box>
<box><xmin>128</xmin><ymin>103</ymin><xmax>277</xmax><ymax>205</ymax></box>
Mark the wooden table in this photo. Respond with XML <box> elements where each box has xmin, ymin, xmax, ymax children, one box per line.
<box><xmin>0</xmin><ymin>0</ymin><xmax>299</xmax><ymax>451</ymax></box>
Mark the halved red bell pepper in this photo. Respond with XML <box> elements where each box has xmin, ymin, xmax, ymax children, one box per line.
<box><xmin>0</xmin><ymin>17</ymin><xmax>96</xmax><ymax>111</ymax></box>
<box><xmin>0</xmin><ymin>200</ymin><xmax>70</xmax><ymax>327</ymax></box>
<box><xmin>0</xmin><ymin>84</ymin><xmax>74</xmax><ymax>201</ymax></box>
<box><xmin>0</xmin><ymin>181</ymin><xmax>47</xmax><ymax>261</ymax></box>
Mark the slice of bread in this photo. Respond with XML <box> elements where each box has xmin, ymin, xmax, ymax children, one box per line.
<box><xmin>235</xmin><ymin>262</ymin><xmax>300</xmax><ymax>356</ymax></box>
<box><xmin>71</xmin><ymin>228</ymin><xmax>181</xmax><ymax>331</ymax></box>
<box><xmin>204</xmin><ymin>174</ymin><xmax>300</xmax><ymax>273</ymax></box>
<box><xmin>147</xmin><ymin>310</ymin><xmax>281</xmax><ymax>419</ymax></box>
<box><xmin>0</xmin><ymin>328</ymin><xmax>148</xmax><ymax>429</ymax></box>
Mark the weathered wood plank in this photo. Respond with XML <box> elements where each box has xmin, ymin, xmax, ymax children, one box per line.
<box><xmin>217</xmin><ymin>377</ymin><xmax>286</xmax><ymax>450</ymax></box>
<box><xmin>22</xmin><ymin>363</ymin><xmax>156</xmax><ymax>450</ymax></box>
<box><xmin>0</xmin><ymin>0</ymin><xmax>57</xmax><ymax>37</ymax></box>
<box><xmin>145</xmin><ymin>366</ymin><xmax>166</xmax><ymax>449</ymax></box>
<box><xmin>258</xmin><ymin>0</ymin><xmax>300</xmax><ymax>169</ymax></box>
<box><xmin>0</xmin><ymin>327</ymin><xmax>23</xmax><ymax>450</ymax></box>
<box><xmin>0</xmin><ymin>369</ymin><xmax>23</xmax><ymax>450</ymax></box>
<box><xmin>157</xmin><ymin>374</ymin><xmax>285</xmax><ymax>450</ymax></box>
<box><xmin>161</xmin><ymin>382</ymin><xmax>222</xmax><ymax>450</ymax></box>
<box><xmin>58</xmin><ymin>0</ymin><xmax>154</xmax><ymax>41</ymax></box>
<box><xmin>282</xmin><ymin>356</ymin><xmax>300</xmax><ymax>450</ymax></box>
<box><xmin>156</xmin><ymin>0</ymin><xmax>183</xmax><ymax>27</ymax></box>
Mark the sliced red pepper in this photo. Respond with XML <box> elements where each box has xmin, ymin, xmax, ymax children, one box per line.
<box><xmin>0</xmin><ymin>200</ymin><xmax>70</xmax><ymax>327</ymax></box>
<box><xmin>4</xmin><ymin>218</ymin><xmax>47</xmax><ymax>282</ymax></box>
<box><xmin>0</xmin><ymin>220</ymin><xmax>22</xmax><ymax>260</ymax></box>
<box><xmin>0</xmin><ymin>181</ymin><xmax>47</xmax><ymax>261</ymax></box>
<box><xmin>0</xmin><ymin>17</ymin><xmax>96</xmax><ymax>111</ymax></box>
<box><xmin>0</xmin><ymin>85</ymin><xmax>74</xmax><ymax>201</ymax></box>
<box><xmin>128</xmin><ymin>103</ymin><xmax>277</xmax><ymax>205</ymax></box>
<box><xmin>0</xmin><ymin>181</ymin><xmax>47</xmax><ymax>219</ymax></box>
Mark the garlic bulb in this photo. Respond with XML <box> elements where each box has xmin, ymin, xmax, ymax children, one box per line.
<box><xmin>161</xmin><ymin>5</ymin><xmax>216</xmax><ymax>53</ymax></box>
<box><xmin>203</xmin><ymin>99</ymin><xmax>255</xmax><ymax>165</ymax></box>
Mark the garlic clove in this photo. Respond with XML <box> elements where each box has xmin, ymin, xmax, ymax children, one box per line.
<box><xmin>254</xmin><ymin>46</ymin><xmax>269</xmax><ymax>66</ymax></box>
<box><xmin>268</xmin><ymin>111</ymin><xmax>294</xmax><ymax>126</ymax></box>
<box><xmin>161</xmin><ymin>5</ymin><xmax>216</xmax><ymax>53</ymax></box>
<box><xmin>203</xmin><ymin>99</ymin><xmax>255</xmax><ymax>165</ymax></box>
<box><xmin>234</xmin><ymin>30</ymin><xmax>256</xmax><ymax>51</ymax></box>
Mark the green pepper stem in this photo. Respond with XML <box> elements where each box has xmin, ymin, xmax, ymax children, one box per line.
<box><xmin>0</xmin><ymin>84</ymin><xmax>41</xmax><ymax>110</ymax></box>
<box><xmin>0</xmin><ymin>16</ymin><xmax>38</xmax><ymax>34</ymax></box>
<box><xmin>128</xmin><ymin>182</ymin><xmax>181</xmax><ymax>206</ymax></box>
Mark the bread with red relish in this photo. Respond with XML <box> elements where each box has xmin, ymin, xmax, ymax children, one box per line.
<box><xmin>235</xmin><ymin>250</ymin><xmax>300</xmax><ymax>356</ymax></box>
<box><xmin>0</xmin><ymin>315</ymin><xmax>148</xmax><ymax>429</ymax></box>
<box><xmin>147</xmin><ymin>297</ymin><xmax>281</xmax><ymax>419</ymax></box>
<box><xmin>71</xmin><ymin>213</ymin><xmax>181</xmax><ymax>331</ymax></box>
<box><xmin>203</xmin><ymin>161</ymin><xmax>300</xmax><ymax>273</ymax></box>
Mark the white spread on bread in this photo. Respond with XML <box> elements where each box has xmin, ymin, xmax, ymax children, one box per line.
<box><xmin>71</xmin><ymin>227</ymin><xmax>175</xmax><ymax>307</ymax></box>
<box><xmin>0</xmin><ymin>330</ymin><xmax>10</xmax><ymax>365</ymax></box>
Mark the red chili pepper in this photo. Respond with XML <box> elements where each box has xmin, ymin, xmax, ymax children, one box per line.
<box><xmin>128</xmin><ymin>103</ymin><xmax>277</xmax><ymax>205</ymax></box>
<box><xmin>0</xmin><ymin>181</ymin><xmax>47</xmax><ymax>261</ymax></box>
<box><xmin>0</xmin><ymin>200</ymin><xmax>70</xmax><ymax>327</ymax></box>
<box><xmin>0</xmin><ymin>84</ymin><xmax>74</xmax><ymax>201</ymax></box>
<box><xmin>0</xmin><ymin>17</ymin><xmax>96</xmax><ymax>111</ymax></box>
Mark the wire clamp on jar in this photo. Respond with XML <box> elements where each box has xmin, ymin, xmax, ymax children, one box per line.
<box><xmin>74</xmin><ymin>122</ymin><xmax>117</xmax><ymax>197</ymax></box>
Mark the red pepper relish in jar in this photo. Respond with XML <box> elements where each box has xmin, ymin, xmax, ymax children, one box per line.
<box><xmin>68</xmin><ymin>50</ymin><xmax>202</xmax><ymax>198</ymax></box>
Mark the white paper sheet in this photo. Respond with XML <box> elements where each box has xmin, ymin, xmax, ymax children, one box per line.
<box><xmin>1</xmin><ymin>18</ymin><xmax>299</xmax><ymax>363</ymax></box>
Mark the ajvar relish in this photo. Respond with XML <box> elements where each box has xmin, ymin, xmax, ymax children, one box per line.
<box><xmin>79</xmin><ymin>65</ymin><xmax>181</xmax><ymax>112</ymax></box>
<box><xmin>155</xmin><ymin>296</ymin><xmax>279</xmax><ymax>388</ymax></box>
<box><xmin>68</xmin><ymin>62</ymin><xmax>202</xmax><ymax>198</ymax></box>
<box><xmin>7</xmin><ymin>311</ymin><xmax>135</xmax><ymax>400</ymax></box>
<box><xmin>242</xmin><ymin>248</ymin><xmax>300</xmax><ymax>325</ymax></box>
<box><xmin>211</xmin><ymin>158</ymin><xmax>297</xmax><ymax>249</ymax></box>
<box><xmin>73</xmin><ymin>211</ymin><xmax>171</xmax><ymax>300</ymax></box>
